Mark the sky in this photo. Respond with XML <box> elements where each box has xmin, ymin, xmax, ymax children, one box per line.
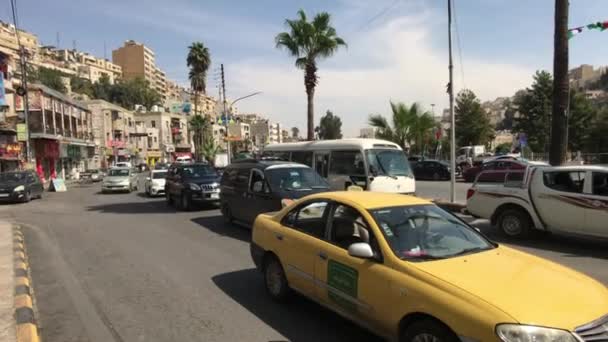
<box><xmin>5</xmin><ymin>0</ymin><xmax>608</xmax><ymax>136</ymax></box>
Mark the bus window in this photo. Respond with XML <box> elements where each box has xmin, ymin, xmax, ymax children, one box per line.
<box><xmin>329</xmin><ymin>150</ymin><xmax>365</xmax><ymax>176</ymax></box>
<box><xmin>315</xmin><ymin>153</ymin><xmax>329</xmax><ymax>178</ymax></box>
<box><xmin>291</xmin><ymin>151</ymin><xmax>313</xmax><ymax>167</ymax></box>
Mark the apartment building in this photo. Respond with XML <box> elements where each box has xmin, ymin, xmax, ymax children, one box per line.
<box><xmin>17</xmin><ymin>84</ymin><xmax>95</xmax><ymax>180</ymax></box>
<box><xmin>0</xmin><ymin>21</ymin><xmax>39</xmax><ymax>62</ymax></box>
<box><xmin>359</xmin><ymin>127</ymin><xmax>377</xmax><ymax>138</ymax></box>
<box><xmin>112</xmin><ymin>40</ymin><xmax>168</xmax><ymax>101</ymax></box>
<box><xmin>133</xmin><ymin>111</ymin><xmax>190</xmax><ymax>162</ymax></box>
<box><xmin>569</xmin><ymin>64</ymin><xmax>606</xmax><ymax>89</ymax></box>
<box><xmin>250</xmin><ymin>120</ymin><xmax>283</xmax><ymax>148</ymax></box>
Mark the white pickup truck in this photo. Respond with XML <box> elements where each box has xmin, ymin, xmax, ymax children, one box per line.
<box><xmin>466</xmin><ymin>165</ymin><xmax>608</xmax><ymax>239</ymax></box>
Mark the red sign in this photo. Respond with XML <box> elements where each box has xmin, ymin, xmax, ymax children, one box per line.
<box><xmin>0</xmin><ymin>143</ymin><xmax>21</xmax><ymax>158</ymax></box>
<box><xmin>106</xmin><ymin>140</ymin><xmax>126</xmax><ymax>148</ymax></box>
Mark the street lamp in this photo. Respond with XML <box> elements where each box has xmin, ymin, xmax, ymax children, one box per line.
<box><xmin>223</xmin><ymin>91</ymin><xmax>262</xmax><ymax>162</ymax></box>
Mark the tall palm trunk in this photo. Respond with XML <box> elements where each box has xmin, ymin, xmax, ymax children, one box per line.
<box><xmin>305</xmin><ymin>62</ymin><xmax>318</xmax><ymax>141</ymax></box>
<box><xmin>549</xmin><ymin>0</ymin><xmax>569</xmax><ymax>165</ymax></box>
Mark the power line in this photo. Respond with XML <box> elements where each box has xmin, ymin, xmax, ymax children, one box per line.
<box><xmin>355</xmin><ymin>0</ymin><xmax>401</xmax><ymax>33</ymax></box>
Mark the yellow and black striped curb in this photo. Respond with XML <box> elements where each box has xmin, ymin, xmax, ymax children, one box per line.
<box><xmin>13</xmin><ymin>226</ymin><xmax>41</xmax><ymax>342</ymax></box>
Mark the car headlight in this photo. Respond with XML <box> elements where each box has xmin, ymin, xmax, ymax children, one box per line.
<box><xmin>210</xmin><ymin>182</ymin><xmax>219</xmax><ymax>188</ymax></box>
<box><xmin>496</xmin><ymin>324</ymin><xmax>578</xmax><ymax>342</ymax></box>
<box><xmin>13</xmin><ymin>185</ymin><xmax>24</xmax><ymax>192</ymax></box>
<box><xmin>189</xmin><ymin>183</ymin><xmax>201</xmax><ymax>191</ymax></box>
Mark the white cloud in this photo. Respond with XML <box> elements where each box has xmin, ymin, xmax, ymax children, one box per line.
<box><xmin>228</xmin><ymin>10</ymin><xmax>534</xmax><ymax>137</ymax></box>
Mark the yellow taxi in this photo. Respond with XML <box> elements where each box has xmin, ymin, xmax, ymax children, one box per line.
<box><xmin>250</xmin><ymin>191</ymin><xmax>608</xmax><ymax>342</ymax></box>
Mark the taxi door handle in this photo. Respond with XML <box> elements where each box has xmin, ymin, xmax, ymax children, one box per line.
<box><xmin>318</xmin><ymin>251</ymin><xmax>328</xmax><ymax>260</ymax></box>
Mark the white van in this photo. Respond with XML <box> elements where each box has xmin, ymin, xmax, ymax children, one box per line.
<box><xmin>262</xmin><ymin>139</ymin><xmax>415</xmax><ymax>194</ymax></box>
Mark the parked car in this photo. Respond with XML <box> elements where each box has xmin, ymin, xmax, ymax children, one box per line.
<box><xmin>154</xmin><ymin>163</ymin><xmax>169</xmax><ymax>170</ymax></box>
<box><xmin>467</xmin><ymin>165</ymin><xmax>608</xmax><ymax>239</ymax></box>
<box><xmin>251</xmin><ymin>191</ymin><xmax>608</xmax><ymax>342</ymax></box>
<box><xmin>81</xmin><ymin>169</ymin><xmax>103</xmax><ymax>182</ymax></box>
<box><xmin>407</xmin><ymin>155</ymin><xmax>423</xmax><ymax>168</ymax></box>
<box><xmin>463</xmin><ymin>159</ymin><xmax>527</xmax><ymax>183</ymax></box>
<box><xmin>0</xmin><ymin>171</ymin><xmax>43</xmax><ymax>202</ymax></box>
<box><xmin>165</xmin><ymin>163</ymin><xmax>221</xmax><ymax>210</ymax></box>
<box><xmin>101</xmin><ymin>167</ymin><xmax>138</xmax><ymax>193</ymax></box>
<box><xmin>145</xmin><ymin>169</ymin><xmax>168</xmax><ymax>197</ymax></box>
<box><xmin>220</xmin><ymin>160</ymin><xmax>330</xmax><ymax>226</ymax></box>
<box><xmin>413</xmin><ymin>160</ymin><xmax>450</xmax><ymax>180</ymax></box>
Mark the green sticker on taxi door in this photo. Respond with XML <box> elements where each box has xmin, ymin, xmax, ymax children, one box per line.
<box><xmin>327</xmin><ymin>259</ymin><xmax>358</xmax><ymax>311</ymax></box>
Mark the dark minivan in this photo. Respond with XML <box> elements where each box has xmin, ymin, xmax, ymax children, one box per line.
<box><xmin>165</xmin><ymin>163</ymin><xmax>221</xmax><ymax>210</ymax></box>
<box><xmin>220</xmin><ymin>160</ymin><xmax>330</xmax><ymax>226</ymax></box>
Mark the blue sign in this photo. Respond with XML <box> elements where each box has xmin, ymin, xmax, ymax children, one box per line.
<box><xmin>0</xmin><ymin>72</ymin><xmax>6</xmax><ymax>107</ymax></box>
<box><xmin>518</xmin><ymin>133</ymin><xmax>528</xmax><ymax>148</ymax></box>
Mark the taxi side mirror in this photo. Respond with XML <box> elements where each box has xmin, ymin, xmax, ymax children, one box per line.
<box><xmin>146</xmin><ymin>177</ymin><xmax>151</xmax><ymax>181</ymax></box>
<box><xmin>348</xmin><ymin>242</ymin><xmax>374</xmax><ymax>259</ymax></box>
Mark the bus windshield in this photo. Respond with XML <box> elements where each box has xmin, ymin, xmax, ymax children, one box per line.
<box><xmin>366</xmin><ymin>149</ymin><xmax>413</xmax><ymax>177</ymax></box>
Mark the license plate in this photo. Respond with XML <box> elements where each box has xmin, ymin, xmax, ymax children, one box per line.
<box><xmin>0</xmin><ymin>194</ymin><xmax>9</xmax><ymax>198</ymax></box>
<box><xmin>210</xmin><ymin>193</ymin><xmax>219</xmax><ymax>199</ymax></box>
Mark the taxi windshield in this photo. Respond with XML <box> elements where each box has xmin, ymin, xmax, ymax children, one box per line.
<box><xmin>370</xmin><ymin>205</ymin><xmax>494</xmax><ymax>261</ymax></box>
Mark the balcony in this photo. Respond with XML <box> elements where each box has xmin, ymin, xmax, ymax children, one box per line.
<box><xmin>106</xmin><ymin>140</ymin><xmax>127</xmax><ymax>148</ymax></box>
<box><xmin>171</xmin><ymin>127</ymin><xmax>181</xmax><ymax>135</ymax></box>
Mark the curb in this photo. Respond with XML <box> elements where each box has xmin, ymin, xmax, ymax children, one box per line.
<box><xmin>12</xmin><ymin>226</ymin><xmax>41</xmax><ymax>342</ymax></box>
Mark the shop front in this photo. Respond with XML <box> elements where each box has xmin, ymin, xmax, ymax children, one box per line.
<box><xmin>33</xmin><ymin>138</ymin><xmax>59</xmax><ymax>182</ymax></box>
<box><xmin>0</xmin><ymin>142</ymin><xmax>23</xmax><ymax>172</ymax></box>
<box><xmin>146</xmin><ymin>150</ymin><xmax>162</xmax><ymax>167</ymax></box>
<box><xmin>58</xmin><ymin>143</ymin><xmax>89</xmax><ymax>180</ymax></box>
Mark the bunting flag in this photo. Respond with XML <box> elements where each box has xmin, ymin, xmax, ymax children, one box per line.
<box><xmin>569</xmin><ymin>20</ymin><xmax>608</xmax><ymax>39</ymax></box>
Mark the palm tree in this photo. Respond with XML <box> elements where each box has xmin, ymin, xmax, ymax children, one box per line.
<box><xmin>201</xmin><ymin>135</ymin><xmax>221</xmax><ymax>165</ymax></box>
<box><xmin>369</xmin><ymin>102</ymin><xmax>436</xmax><ymax>154</ymax></box>
<box><xmin>189</xmin><ymin>115</ymin><xmax>209</xmax><ymax>161</ymax></box>
<box><xmin>187</xmin><ymin>42</ymin><xmax>211</xmax><ymax>116</ymax></box>
<box><xmin>549</xmin><ymin>0</ymin><xmax>569</xmax><ymax>165</ymax></box>
<box><xmin>275</xmin><ymin>9</ymin><xmax>346</xmax><ymax>141</ymax></box>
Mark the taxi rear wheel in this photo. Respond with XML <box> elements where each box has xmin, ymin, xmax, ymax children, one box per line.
<box><xmin>264</xmin><ymin>256</ymin><xmax>290</xmax><ymax>301</ymax></box>
<box><xmin>401</xmin><ymin>319</ymin><xmax>458</xmax><ymax>342</ymax></box>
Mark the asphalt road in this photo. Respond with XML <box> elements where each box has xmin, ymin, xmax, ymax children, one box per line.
<box><xmin>415</xmin><ymin>180</ymin><xmax>472</xmax><ymax>203</ymax></box>
<box><xmin>0</xmin><ymin>176</ymin><xmax>606</xmax><ymax>342</ymax></box>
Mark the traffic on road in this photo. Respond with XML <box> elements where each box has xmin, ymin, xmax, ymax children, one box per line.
<box><xmin>5</xmin><ymin>138</ymin><xmax>608</xmax><ymax>342</ymax></box>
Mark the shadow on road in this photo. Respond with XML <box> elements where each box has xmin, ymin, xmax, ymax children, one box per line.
<box><xmin>190</xmin><ymin>215</ymin><xmax>250</xmax><ymax>243</ymax></box>
<box><xmin>87</xmin><ymin>200</ymin><xmax>178</xmax><ymax>214</ymax></box>
<box><xmin>212</xmin><ymin>268</ymin><xmax>382</xmax><ymax>342</ymax></box>
<box><xmin>469</xmin><ymin>219</ymin><xmax>608</xmax><ymax>260</ymax></box>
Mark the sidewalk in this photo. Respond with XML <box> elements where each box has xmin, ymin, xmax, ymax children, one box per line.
<box><xmin>0</xmin><ymin>221</ymin><xmax>16</xmax><ymax>342</ymax></box>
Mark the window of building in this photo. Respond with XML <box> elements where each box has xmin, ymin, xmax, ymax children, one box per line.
<box><xmin>153</xmin><ymin>137</ymin><xmax>157</xmax><ymax>142</ymax></box>
<box><xmin>151</xmin><ymin>120</ymin><xmax>156</xmax><ymax>128</ymax></box>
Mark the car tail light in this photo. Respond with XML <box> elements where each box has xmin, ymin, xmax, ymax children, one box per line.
<box><xmin>466</xmin><ymin>188</ymin><xmax>475</xmax><ymax>200</ymax></box>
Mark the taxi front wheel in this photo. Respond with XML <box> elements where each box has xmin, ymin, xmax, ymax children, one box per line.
<box><xmin>264</xmin><ymin>257</ymin><xmax>290</xmax><ymax>301</ymax></box>
<box><xmin>401</xmin><ymin>319</ymin><xmax>458</xmax><ymax>342</ymax></box>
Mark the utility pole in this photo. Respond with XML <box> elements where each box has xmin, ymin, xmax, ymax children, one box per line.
<box><xmin>447</xmin><ymin>0</ymin><xmax>457</xmax><ymax>203</ymax></box>
<box><xmin>549</xmin><ymin>0</ymin><xmax>569</xmax><ymax>165</ymax></box>
<box><xmin>11</xmin><ymin>0</ymin><xmax>31</xmax><ymax>164</ymax></box>
<box><xmin>221</xmin><ymin>64</ymin><xmax>230</xmax><ymax>162</ymax></box>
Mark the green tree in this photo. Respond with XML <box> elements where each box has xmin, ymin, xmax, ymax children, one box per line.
<box><xmin>455</xmin><ymin>89</ymin><xmax>495</xmax><ymax>147</ymax></box>
<box><xmin>585</xmin><ymin>107</ymin><xmax>608</xmax><ymax>161</ymax></box>
<box><xmin>109</xmin><ymin>77</ymin><xmax>161</xmax><ymax>110</ymax></box>
<box><xmin>70</xmin><ymin>76</ymin><xmax>94</xmax><ymax>97</ymax></box>
<box><xmin>291</xmin><ymin>127</ymin><xmax>300</xmax><ymax>139</ymax></box>
<box><xmin>201</xmin><ymin>135</ymin><xmax>221</xmax><ymax>165</ymax></box>
<box><xmin>27</xmin><ymin>66</ymin><xmax>67</xmax><ymax>93</ymax></box>
<box><xmin>187</xmin><ymin>42</ymin><xmax>211</xmax><ymax>116</ymax></box>
<box><xmin>189</xmin><ymin>115</ymin><xmax>209</xmax><ymax>161</ymax></box>
<box><xmin>92</xmin><ymin>74</ymin><xmax>113</xmax><ymax>101</ymax></box>
<box><xmin>495</xmin><ymin>143</ymin><xmax>512</xmax><ymax>154</ymax></box>
<box><xmin>275</xmin><ymin>9</ymin><xmax>346</xmax><ymax>140</ymax></box>
<box><xmin>514</xmin><ymin>71</ymin><xmax>553</xmax><ymax>153</ymax></box>
<box><xmin>316</xmin><ymin>110</ymin><xmax>342</xmax><ymax>140</ymax></box>
<box><xmin>497</xmin><ymin>97</ymin><xmax>517</xmax><ymax>130</ymax></box>
<box><xmin>568</xmin><ymin>90</ymin><xmax>595</xmax><ymax>152</ymax></box>
<box><xmin>369</xmin><ymin>102</ymin><xmax>435</xmax><ymax>153</ymax></box>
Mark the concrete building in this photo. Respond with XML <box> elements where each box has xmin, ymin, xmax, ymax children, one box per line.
<box><xmin>359</xmin><ymin>127</ymin><xmax>377</xmax><ymax>138</ymax></box>
<box><xmin>250</xmin><ymin>120</ymin><xmax>284</xmax><ymax>148</ymax></box>
<box><xmin>481</xmin><ymin>97</ymin><xmax>509</xmax><ymax>127</ymax></box>
<box><xmin>38</xmin><ymin>47</ymin><xmax>123</xmax><ymax>84</ymax></box>
<box><xmin>133</xmin><ymin>111</ymin><xmax>190</xmax><ymax>163</ymax></box>
<box><xmin>0</xmin><ymin>21</ymin><xmax>39</xmax><ymax>63</ymax></box>
<box><xmin>16</xmin><ymin>84</ymin><xmax>95</xmax><ymax>181</ymax></box>
<box><xmin>112</xmin><ymin>40</ymin><xmax>168</xmax><ymax>100</ymax></box>
<box><xmin>569</xmin><ymin>64</ymin><xmax>606</xmax><ymax>90</ymax></box>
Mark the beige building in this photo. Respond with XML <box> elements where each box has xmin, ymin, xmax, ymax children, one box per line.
<box><xmin>359</xmin><ymin>127</ymin><xmax>377</xmax><ymax>138</ymax></box>
<box><xmin>569</xmin><ymin>64</ymin><xmax>606</xmax><ymax>90</ymax></box>
<box><xmin>0</xmin><ymin>21</ymin><xmax>39</xmax><ymax>62</ymax></box>
<box><xmin>112</xmin><ymin>40</ymin><xmax>168</xmax><ymax>101</ymax></box>
<box><xmin>133</xmin><ymin>111</ymin><xmax>190</xmax><ymax>163</ymax></box>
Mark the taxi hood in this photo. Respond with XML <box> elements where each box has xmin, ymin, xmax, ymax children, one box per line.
<box><xmin>412</xmin><ymin>246</ymin><xmax>608</xmax><ymax>330</ymax></box>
